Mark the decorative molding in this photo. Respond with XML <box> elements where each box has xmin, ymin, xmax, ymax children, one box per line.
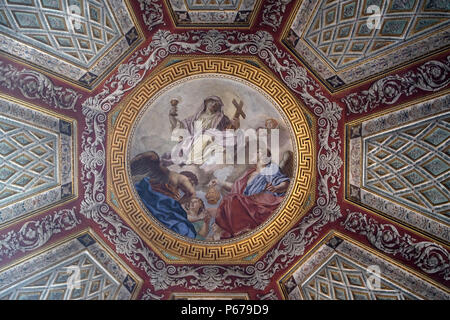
<box><xmin>0</xmin><ymin>63</ymin><xmax>81</xmax><ymax>111</ymax></box>
<box><xmin>342</xmin><ymin>56</ymin><xmax>450</xmax><ymax>115</ymax></box>
<box><xmin>342</xmin><ymin>210</ymin><xmax>450</xmax><ymax>281</ymax></box>
<box><xmin>138</xmin><ymin>0</ymin><xmax>165</xmax><ymax>31</ymax></box>
<box><xmin>81</xmin><ymin>29</ymin><xmax>342</xmax><ymax>295</ymax></box>
<box><xmin>260</xmin><ymin>0</ymin><xmax>292</xmax><ymax>31</ymax></box>
<box><xmin>0</xmin><ymin>208</ymin><xmax>80</xmax><ymax>262</ymax></box>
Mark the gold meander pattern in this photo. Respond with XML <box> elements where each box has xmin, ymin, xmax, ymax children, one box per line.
<box><xmin>108</xmin><ymin>57</ymin><xmax>314</xmax><ymax>263</ymax></box>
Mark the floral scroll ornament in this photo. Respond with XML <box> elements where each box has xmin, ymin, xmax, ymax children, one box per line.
<box><xmin>81</xmin><ymin>29</ymin><xmax>343</xmax><ymax>297</ymax></box>
<box><xmin>260</xmin><ymin>0</ymin><xmax>293</xmax><ymax>31</ymax></box>
<box><xmin>342</xmin><ymin>55</ymin><xmax>450</xmax><ymax>115</ymax></box>
<box><xmin>0</xmin><ymin>208</ymin><xmax>80</xmax><ymax>261</ymax></box>
<box><xmin>138</xmin><ymin>0</ymin><xmax>165</xmax><ymax>31</ymax></box>
<box><xmin>342</xmin><ymin>210</ymin><xmax>450</xmax><ymax>280</ymax></box>
<box><xmin>0</xmin><ymin>62</ymin><xmax>81</xmax><ymax>111</ymax></box>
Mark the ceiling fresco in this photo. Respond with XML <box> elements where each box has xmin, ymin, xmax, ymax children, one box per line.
<box><xmin>0</xmin><ymin>0</ymin><xmax>448</xmax><ymax>301</ymax></box>
<box><xmin>107</xmin><ymin>57</ymin><xmax>314</xmax><ymax>264</ymax></box>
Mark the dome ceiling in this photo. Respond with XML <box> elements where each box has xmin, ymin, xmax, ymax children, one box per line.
<box><xmin>0</xmin><ymin>0</ymin><xmax>448</xmax><ymax>300</ymax></box>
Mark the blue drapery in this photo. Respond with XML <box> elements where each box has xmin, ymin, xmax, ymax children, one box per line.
<box><xmin>135</xmin><ymin>177</ymin><xmax>197</xmax><ymax>239</ymax></box>
<box><xmin>243</xmin><ymin>163</ymin><xmax>290</xmax><ymax>196</ymax></box>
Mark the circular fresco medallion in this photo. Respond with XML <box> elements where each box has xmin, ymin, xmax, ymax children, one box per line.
<box><xmin>108</xmin><ymin>57</ymin><xmax>315</xmax><ymax>264</ymax></box>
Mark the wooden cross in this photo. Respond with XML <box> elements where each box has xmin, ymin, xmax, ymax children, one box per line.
<box><xmin>232</xmin><ymin>99</ymin><xmax>246</xmax><ymax>119</ymax></box>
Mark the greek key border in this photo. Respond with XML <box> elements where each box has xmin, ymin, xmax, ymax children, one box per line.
<box><xmin>108</xmin><ymin>57</ymin><xmax>315</xmax><ymax>263</ymax></box>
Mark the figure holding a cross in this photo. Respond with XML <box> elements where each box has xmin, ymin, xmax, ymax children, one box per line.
<box><xmin>167</xmin><ymin>95</ymin><xmax>245</xmax><ymax>165</ymax></box>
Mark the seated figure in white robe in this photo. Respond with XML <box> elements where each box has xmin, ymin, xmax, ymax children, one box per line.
<box><xmin>167</xmin><ymin>96</ymin><xmax>240</xmax><ymax>166</ymax></box>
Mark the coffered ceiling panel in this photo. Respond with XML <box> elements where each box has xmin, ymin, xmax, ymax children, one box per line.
<box><xmin>0</xmin><ymin>0</ymin><xmax>143</xmax><ymax>89</ymax></box>
<box><xmin>284</xmin><ymin>0</ymin><xmax>450</xmax><ymax>91</ymax></box>
<box><xmin>0</xmin><ymin>95</ymin><xmax>75</xmax><ymax>227</ymax></box>
<box><xmin>281</xmin><ymin>233</ymin><xmax>449</xmax><ymax>300</ymax></box>
<box><xmin>0</xmin><ymin>231</ymin><xmax>142</xmax><ymax>299</ymax></box>
<box><xmin>346</xmin><ymin>94</ymin><xmax>449</xmax><ymax>242</ymax></box>
<box><xmin>167</xmin><ymin>0</ymin><xmax>260</xmax><ymax>26</ymax></box>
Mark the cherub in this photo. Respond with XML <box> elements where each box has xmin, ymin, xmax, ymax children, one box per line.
<box><xmin>184</xmin><ymin>197</ymin><xmax>211</xmax><ymax>240</ymax></box>
<box><xmin>130</xmin><ymin>150</ymin><xmax>197</xmax><ymax>204</ymax></box>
